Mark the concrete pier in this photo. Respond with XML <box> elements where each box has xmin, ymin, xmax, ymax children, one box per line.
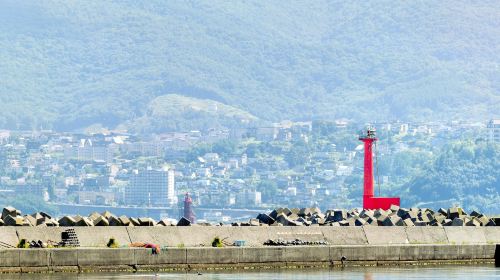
<box><xmin>0</xmin><ymin>226</ymin><xmax>498</xmax><ymax>272</ymax></box>
<box><xmin>0</xmin><ymin>244</ymin><xmax>495</xmax><ymax>273</ymax></box>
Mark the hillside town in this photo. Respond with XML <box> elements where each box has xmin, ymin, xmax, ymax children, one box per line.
<box><xmin>0</xmin><ymin>119</ymin><xmax>498</xmax><ymax>222</ymax></box>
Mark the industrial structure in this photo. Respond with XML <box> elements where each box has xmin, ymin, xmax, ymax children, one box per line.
<box><xmin>359</xmin><ymin>126</ymin><xmax>400</xmax><ymax>210</ymax></box>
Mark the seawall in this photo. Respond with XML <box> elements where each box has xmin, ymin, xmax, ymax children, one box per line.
<box><xmin>0</xmin><ymin>226</ymin><xmax>499</xmax><ymax>272</ymax></box>
<box><xmin>3</xmin><ymin>226</ymin><xmax>500</xmax><ymax>247</ymax></box>
<box><xmin>0</xmin><ymin>245</ymin><xmax>495</xmax><ymax>273</ymax></box>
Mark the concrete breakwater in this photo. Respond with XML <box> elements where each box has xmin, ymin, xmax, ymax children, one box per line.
<box><xmin>3</xmin><ymin>226</ymin><xmax>500</xmax><ymax>248</ymax></box>
<box><xmin>2</xmin><ymin>206</ymin><xmax>496</xmax><ymax>227</ymax></box>
<box><xmin>0</xmin><ymin>244</ymin><xmax>495</xmax><ymax>273</ymax></box>
<box><xmin>0</xmin><ymin>227</ymin><xmax>499</xmax><ymax>272</ymax></box>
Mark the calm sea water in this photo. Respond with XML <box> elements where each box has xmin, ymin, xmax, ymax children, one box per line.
<box><xmin>4</xmin><ymin>265</ymin><xmax>500</xmax><ymax>280</ymax></box>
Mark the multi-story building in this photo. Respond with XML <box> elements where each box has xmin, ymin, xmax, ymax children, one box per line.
<box><xmin>125</xmin><ymin>169</ymin><xmax>175</xmax><ymax>206</ymax></box>
<box><xmin>64</xmin><ymin>139</ymin><xmax>113</xmax><ymax>162</ymax></box>
<box><xmin>488</xmin><ymin>119</ymin><xmax>500</xmax><ymax>143</ymax></box>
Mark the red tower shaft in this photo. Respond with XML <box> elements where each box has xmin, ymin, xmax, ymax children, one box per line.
<box><xmin>361</xmin><ymin>138</ymin><xmax>375</xmax><ymax>200</ymax></box>
<box><xmin>183</xmin><ymin>193</ymin><xmax>195</xmax><ymax>223</ymax></box>
<box><xmin>359</xmin><ymin>127</ymin><xmax>400</xmax><ymax>210</ymax></box>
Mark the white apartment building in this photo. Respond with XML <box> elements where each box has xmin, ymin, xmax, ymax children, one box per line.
<box><xmin>125</xmin><ymin>169</ymin><xmax>176</xmax><ymax>206</ymax></box>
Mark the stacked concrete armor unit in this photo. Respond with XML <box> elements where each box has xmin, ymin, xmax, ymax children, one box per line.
<box><xmin>253</xmin><ymin>206</ymin><xmax>498</xmax><ymax>227</ymax></box>
<box><xmin>0</xmin><ymin>205</ymin><xmax>500</xmax><ymax>227</ymax></box>
<box><xmin>0</xmin><ymin>205</ymin><xmax>498</xmax><ymax>227</ymax></box>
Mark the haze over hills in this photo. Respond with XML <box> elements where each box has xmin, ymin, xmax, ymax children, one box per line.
<box><xmin>1</xmin><ymin>1</ymin><xmax>499</xmax><ymax>132</ymax></box>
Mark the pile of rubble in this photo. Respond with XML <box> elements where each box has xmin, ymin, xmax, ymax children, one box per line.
<box><xmin>1</xmin><ymin>206</ymin><xmax>59</xmax><ymax>227</ymax></box>
<box><xmin>252</xmin><ymin>206</ymin><xmax>500</xmax><ymax>227</ymax></box>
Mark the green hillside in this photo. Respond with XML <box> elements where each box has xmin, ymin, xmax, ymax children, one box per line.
<box><xmin>124</xmin><ymin>94</ymin><xmax>257</xmax><ymax>133</ymax></box>
<box><xmin>0</xmin><ymin>1</ymin><xmax>499</xmax><ymax>131</ymax></box>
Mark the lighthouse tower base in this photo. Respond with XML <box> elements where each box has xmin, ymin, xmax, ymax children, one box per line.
<box><xmin>364</xmin><ymin>195</ymin><xmax>400</xmax><ymax>210</ymax></box>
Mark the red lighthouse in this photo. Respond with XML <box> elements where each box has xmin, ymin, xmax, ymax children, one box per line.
<box><xmin>359</xmin><ymin>127</ymin><xmax>400</xmax><ymax>210</ymax></box>
<box><xmin>183</xmin><ymin>193</ymin><xmax>195</xmax><ymax>223</ymax></box>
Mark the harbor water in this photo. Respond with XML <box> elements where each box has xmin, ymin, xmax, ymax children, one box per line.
<box><xmin>2</xmin><ymin>265</ymin><xmax>500</xmax><ymax>280</ymax></box>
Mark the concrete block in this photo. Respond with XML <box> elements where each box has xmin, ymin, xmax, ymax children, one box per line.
<box><xmin>458</xmin><ymin>244</ymin><xmax>486</xmax><ymax>260</ymax></box>
<box><xmin>444</xmin><ymin>227</ymin><xmax>487</xmax><ymax>244</ymax></box>
<box><xmin>373</xmin><ymin>245</ymin><xmax>400</xmax><ymax>261</ymax></box>
<box><xmin>398</xmin><ymin>245</ymin><xmax>420</xmax><ymax>261</ymax></box>
<box><xmin>24</xmin><ymin>215</ymin><xmax>37</xmax><ymax>226</ymax></box>
<box><xmin>0</xmin><ymin>227</ymin><xmax>20</xmax><ymax>247</ymax></box>
<box><xmin>4</xmin><ymin>215</ymin><xmax>28</xmax><ymax>226</ymax></box>
<box><xmin>58</xmin><ymin>216</ymin><xmax>76</xmax><ymax>226</ymax></box>
<box><xmin>138</xmin><ymin>217</ymin><xmax>155</xmax><ymax>226</ymax></box>
<box><xmin>466</xmin><ymin>218</ymin><xmax>481</xmax><ymax>227</ymax></box>
<box><xmin>186</xmin><ymin>247</ymin><xmax>240</xmax><ymax>264</ymax></box>
<box><xmin>101</xmin><ymin>211</ymin><xmax>116</xmax><ymax>220</ymax></box>
<box><xmin>484</xmin><ymin>227</ymin><xmax>500</xmax><ymax>244</ymax></box>
<box><xmin>340</xmin><ymin>246</ymin><xmax>372</xmax><ymax>261</ymax></box>
<box><xmin>239</xmin><ymin>247</ymin><xmax>284</xmax><ymax>263</ymax></box>
<box><xmin>231</xmin><ymin>227</ymin><xmax>271</xmax><ymax>247</ymax></box>
<box><xmin>156</xmin><ymin>219</ymin><xmax>172</xmax><ymax>226</ymax></box>
<box><xmin>93</xmin><ymin>216</ymin><xmax>109</xmax><ymax>226</ymax></box>
<box><xmin>283</xmin><ymin>246</ymin><xmax>330</xmax><ymax>262</ymax></box>
<box><xmin>321</xmin><ymin>227</ymin><xmax>367</xmax><ymax>245</ymax></box>
<box><xmin>325</xmin><ymin>210</ymin><xmax>347</xmax><ymax>223</ymax></box>
<box><xmin>129</xmin><ymin>217</ymin><xmax>141</xmax><ymax>226</ymax></box>
<box><xmin>484</xmin><ymin>244</ymin><xmax>496</xmax><ymax>259</ymax></box>
<box><xmin>108</xmin><ymin>216</ymin><xmax>123</xmax><ymax>226</ymax></box>
<box><xmin>414</xmin><ymin>245</ymin><xmax>435</xmax><ymax>260</ymax></box>
<box><xmin>0</xmin><ymin>249</ymin><xmax>20</xmax><ymax>267</ymax></box>
<box><xmin>338</xmin><ymin>220</ymin><xmax>351</xmax><ymax>226</ymax></box>
<box><xmin>359</xmin><ymin>209</ymin><xmax>374</xmax><ymax>219</ymax></box>
<box><xmin>74</xmin><ymin>227</ymin><xmax>131</xmax><ymax>247</ymax></box>
<box><xmin>433</xmin><ymin>244</ymin><xmax>459</xmax><ymax>260</ymax></box>
<box><xmin>470</xmin><ymin>210</ymin><xmax>481</xmax><ymax>217</ymax></box>
<box><xmin>355</xmin><ymin>218</ymin><xmax>367</xmax><ymax>226</ymax></box>
<box><xmin>2</xmin><ymin>207</ymin><xmax>20</xmax><ymax>220</ymax></box>
<box><xmin>442</xmin><ymin>219</ymin><xmax>453</xmax><ymax>226</ymax></box>
<box><xmin>256</xmin><ymin>213</ymin><xmax>275</xmax><ymax>225</ymax></box>
<box><xmin>364</xmin><ymin>226</ymin><xmax>408</xmax><ymax>245</ymax></box>
<box><xmin>74</xmin><ymin>216</ymin><xmax>93</xmax><ymax>226</ymax></box>
<box><xmin>50</xmin><ymin>249</ymin><xmax>78</xmax><ymax>266</ymax></box>
<box><xmin>477</xmin><ymin>215</ymin><xmax>490</xmax><ymax>226</ymax></box>
<box><xmin>452</xmin><ymin>218</ymin><xmax>464</xmax><ymax>226</ymax></box>
<box><xmin>447</xmin><ymin>207</ymin><xmax>465</xmax><ymax>220</ymax></box>
<box><xmin>285</xmin><ymin>227</ymin><xmax>325</xmax><ymax>242</ymax></box>
<box><xmin>86</xmin><ymin>212</ymin><xmax>99</xmax><ymax>221</ymax></box>
<box><xmin>135</xmin><ymin>248</ymin><xmax>186</xmax><ymax>265</ymax></box>
<box><xmin>403</xmin><ymin>218</ymin><xmax>414</xmax><ymax>226</ymax></box>
<box><xmin>178</xmin><ymin>227</ymin><xmax>235</xmax><ymax>247</ymax></box>
<box><xmin>177</xmin><ymin>217</ymin><xmax>191</xmax><ymax>226</ymax></box>
<box><xmin>405</xmin><ymin>227</ymin><xmax>448</xmax><ymax>244</ymax></box>
<box><xmin>77</xmin><ymin>248</ymin><xmax>135</xmax><ymax>266</ymax></box>
<box><xmin>118</xmin><ymin>215</ymin><xmax>131</xmax><ymax>226</ymax></box>
<box><xmin>329</xmin><ymin>246</ymin><xmax>343</xmax><ymax>261</ymax></box>
<box><xmin>19</xmin><ymin>249</ymin><xmax>49</xmax><ymax>267</ymax></box>
<box><xmin>127</xmin><ymin>227</ymin><xmax>184</xmax><ymax>247</ymax></box>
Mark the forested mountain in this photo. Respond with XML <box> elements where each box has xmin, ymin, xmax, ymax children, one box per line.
<box><xmin>1</xmin><ymin>1</ymin><xmax>499</xmax><ymax>131</ymax></box>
